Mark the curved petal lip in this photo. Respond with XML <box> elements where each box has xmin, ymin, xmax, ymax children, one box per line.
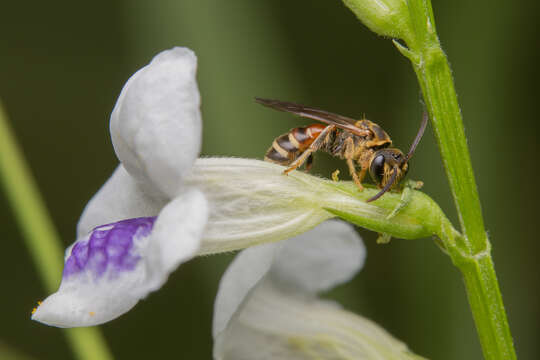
<box><xmin>33</xmin><ymin>190</ymin><xmax>208</xmax><ymax>328</ymax></box>
<box><xmin>31</xmin><ymin>282</ymin><xmax>140</xmax><ymax>328</ymax></box>
<box><xmin>32</xmin><ymin>217</ymin><xmax>158</xmax><ymax>327</ymax></box>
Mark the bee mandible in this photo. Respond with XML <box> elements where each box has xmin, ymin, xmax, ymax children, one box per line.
<box><xmin>256</xmin><ymin>98</ymin><xmax>428</xmax><ymax>202</ymax></box>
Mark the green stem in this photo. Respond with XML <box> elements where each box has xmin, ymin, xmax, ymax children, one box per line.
<box><xmin>341</xmin><ymin>0</ymin><xmax>516</xmax><ymax>357</ymax></box>
<box><xmin>0</xmin><ymin>101</ymin><xmax>114</xmax><ymax>360</ymax></box>
<box><xmin>460</xmin><ymin>253</ymin><xmax>515</xmax><ymax>360</ymax></box>
<box><xmin>402</xmin><ymin>1</ymin><xmax>516</xmax><ymax>359</ymax></box>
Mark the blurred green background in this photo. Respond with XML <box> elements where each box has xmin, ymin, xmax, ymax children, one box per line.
<box><xmin>1</xmin><ymin>0</ymin><xmax>538</xmax><ymax>359</ymax></box>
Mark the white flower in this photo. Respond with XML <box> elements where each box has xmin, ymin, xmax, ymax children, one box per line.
<box><xmin>32</xmin><ymin>47</ymin><xmax>209</xmax><ymax>327</ymax></box>
<box><xmin>213</xmin><ymin>220</ymin><xmax>425</xmax><ymax>360</ymax></box>
<box><xmin>31</xmin><ymin>46</ymin><xmax>401</xmax><ymax>329</ymax></box>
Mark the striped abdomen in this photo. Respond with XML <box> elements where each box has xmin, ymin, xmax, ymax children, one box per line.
<box><xmin>265</xmin><ymin>124</ymin><xmax>326</xmax><ymax>165</ymax></box>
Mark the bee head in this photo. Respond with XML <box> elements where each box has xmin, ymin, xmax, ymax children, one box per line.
<box><xmin>365</xmin><ymin>110</ymin><xmax>428</xmax><ymax>202</ymax></box>
<box><xmin>367</xmin><ymin>148</ymin><xmax>409</xmax><ymax>202</ymax></box>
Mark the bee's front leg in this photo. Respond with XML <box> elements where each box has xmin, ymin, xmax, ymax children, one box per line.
<box><xmin>358</xmin><ymin>167</ymin><xmax>367</xmax><ymax>184</ymax></box>
<box><xmin>344</xmin><ymin>138</ymin><xmax>364</xmax><ymax>191</ymax></box>
<box><xmin>346</xmin><ymin>158</ymin><xmax>363</xmax><ymax>191</ymax></box>
<box><xmin>386</xmin><ymin>179</ymin><xmax>423</xmax><ymax>219</ymax></box>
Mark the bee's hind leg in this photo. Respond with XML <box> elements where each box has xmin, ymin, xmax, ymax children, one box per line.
<box><xmin>283</xmin><ymin>147</ymin><xmax>314</xmax><ymax>175</ymax></box>
<box><xmin>283</xmin><ymin>125</ymin><xmax>334</xmax><ymax>175</ymax></box>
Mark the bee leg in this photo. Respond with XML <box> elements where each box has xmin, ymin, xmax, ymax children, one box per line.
<box><xmin>344</xmin><ymin>137</ymin><xmax>364</xmax><ymax>191</ymax></box>
<box><xmin>376</xmin><ymin>233</ymin><xmax>392</xmax><ymax>244</ymax></box>
<box><xmin>346</xmin><ymin>158</ymin><xmax>363</xmax><ymax>191</ymax></box>
<box><xmin>284</xmin><ymin>125</ymin><xmax>334</xmax><ymax>175</ymax></box>
<box><xmin>358</xmin><ymin>167</ymin><xmax>367</xmax><ymax>183</ymax></box>
<box><xmin>283</xmin><ymin>150</ymin><xmax>313</xmax><ymax>174</ymax></box>
<box><xmin>304</xmin><ymin>154</ymin><xmax>314</xmax><ymax>172</ymax></box>
<box><xmin>386</xmin><ymin>180</ymin><xmax>419</xmax><ymax>219</ymax></box>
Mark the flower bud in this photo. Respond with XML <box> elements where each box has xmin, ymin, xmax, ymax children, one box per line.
<box><xmin>342</xmin><ymin>0</ymin><xmax>413</xmax><ymax>42</ymax></box>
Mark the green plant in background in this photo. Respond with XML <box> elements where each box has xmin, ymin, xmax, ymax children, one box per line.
<box><xmin>0</xmin><ymin>103</ymin><xmax>113</xmax><ymax>359</ymax></box>
<box><xmin>0</xmin><ymin>0</ymin><xmax>517</xmax><ymax>359</ymax></box>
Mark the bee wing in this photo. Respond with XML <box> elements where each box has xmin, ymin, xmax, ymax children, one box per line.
<box><xmin>255</xmin><ymin>98</ymin><xmax>370</xmax><ymax>137</ymax></box>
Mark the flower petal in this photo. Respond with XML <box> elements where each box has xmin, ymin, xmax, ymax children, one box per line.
<box><xmin>32</xmin><ymin>217</ymin><xmax>157</xmax><ymax>327</ymax></box>
<box><xmin>213</xmin><ymin>221</ymin><xmax>424</xmax><ymax>360</ymax></box>
<box><xmin>77</xmin><ymin>165</ymin><xmax>166</xmax><ymax>239</ymax></box>
<box><xmin>188</xmin><ymin>158</ymin><xmax>354</xmax><ymax>255</ymax></box>
<box><xmin>268</xmin><ymin>220</ymin><xmax>365</xmax><ymax>294</ymax></box>
<box><xmin>110</xmin><ymin>47</ymin><xmax>202</xmax><ymax>198</ymax></box>
<box><xmin>212</xmin><ymin>241</ymin><xmax>278</xmax><ymax>339</ymax></box>
<box><xmin>144</xmin><ymin>188</ymin><xmax>209</xmax><ymax>292</ymax></box>
<box><xmin>32</xmin><ymin>189</ymin><xmax>208</xmax><ymax>327</ymax></box>
<box><xmin>215</xmin><ymin>283</ymin><xmax>424</xmax><ymax>360</ymax></box>
<box><xmin>212</xmin><ymin>220</ymin><xmax>363</xmax><ymax>339</ymax></box>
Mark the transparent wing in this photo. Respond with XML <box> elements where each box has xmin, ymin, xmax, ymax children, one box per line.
<box><xmin>255</xmin><ymin>98</ymin><xmax>370</xmax><ymax>137</ymax></box>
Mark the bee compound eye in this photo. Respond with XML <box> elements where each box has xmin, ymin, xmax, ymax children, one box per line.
<box><xmin>369</xmin><ymin>154</ymin><xmax>386</xmax><ymax>183</ymax></box>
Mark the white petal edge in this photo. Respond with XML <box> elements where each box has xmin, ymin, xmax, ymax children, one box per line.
<box><xmin>143</xmin><ymin>188</ymin><xmax>209</xmax><ymax>292</ymax></box>
<box><xmin>33</xmin><ymin>189</ymin><xmax>208</xmax><ymax>327</ymax></box>
<box><xmin>77</xmin><ymin>165</ymin><xmax>167</xmax><ymax>239</ymax></box>
<box><xmin>212</xmin><ymin>220</ymin><xmax>364</xmax><ymax>339</ymax></box>
<box><xmin>212</xmin><ymin>242</ymin><xmax>279</xmax><ymax>339</ymax></box>
<box><xmin>269</xmin><ymin>219</ymin><xmax>365</xmax><ymax>294</ymax></box>
<box><xmin>110</xmin><ymin>47</ymin><xmax>202</xmax><ymax>198</ymax></box>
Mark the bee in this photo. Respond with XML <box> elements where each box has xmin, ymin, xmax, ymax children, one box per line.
<box><xmin>256</xmin><ymin>98</ymin><xmax>428</xmax><ymax>202</ymax></box>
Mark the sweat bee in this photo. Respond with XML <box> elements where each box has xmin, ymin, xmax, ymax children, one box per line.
<box><xmin>256</xmin><ymin>98</ymin><xmax>428</xmax><ymax>202</ymax></box>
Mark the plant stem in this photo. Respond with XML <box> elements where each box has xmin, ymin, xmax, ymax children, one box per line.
<box><xmin>460</xmin><ymin>252</ymin><xmax>515</xmax><ymax>360</ymax></box>
<box><xmin>0</xmin><ymin>101</ymin><xmax>114</xmax><ymax>360</ymax></box>
<box><xmin>401</xmin><ymin>0</ymin><xmax>516</xmax><ymax>358</ymax></box>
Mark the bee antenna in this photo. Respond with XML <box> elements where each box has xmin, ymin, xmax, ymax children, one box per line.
<box><xmin>366</xmin><ymin>168</ymin><xmax>398</xmax><ymax>203</ymax></box>
<box><xmin>406</xmin><ymin>110</ymin><xmax>428</xmax><ymax>161</ymax></box>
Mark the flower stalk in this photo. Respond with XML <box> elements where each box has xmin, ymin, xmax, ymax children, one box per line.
<box><xmin>342</xmin><ymin>0</ymin><xmax>516</xmax><ymax>358</ymax></box>
<box><xmin>0</xmin><ymin>101</ymin><xmax>113</xmax><ymax>360</ymax></box>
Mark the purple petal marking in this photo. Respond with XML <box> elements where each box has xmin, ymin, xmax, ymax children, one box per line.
<box><xmin>63</xmin><ymin>217</ymin><xmax>157</xmax><ymax>279</ymax></box>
